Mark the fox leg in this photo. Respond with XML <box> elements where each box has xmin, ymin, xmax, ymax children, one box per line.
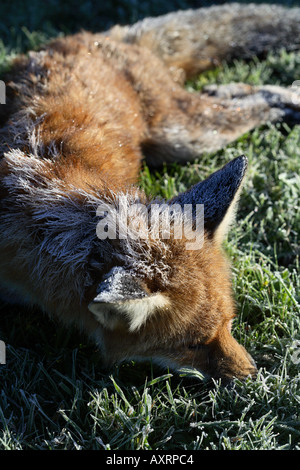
<box><xmin>143</xmin><ymin>83</ymin><xmax>300</xmax><ymax>166</ymax></box>
<box><xmin>67</xmin><ymin>32</ymin><xmax>300</xmax><ymax>166</ymax></box>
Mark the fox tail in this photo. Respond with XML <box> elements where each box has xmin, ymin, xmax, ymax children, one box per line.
<box><xmin>107</xmin><ymin>3</ymin><xmax>300</xmax><ymax>78</ymax></box>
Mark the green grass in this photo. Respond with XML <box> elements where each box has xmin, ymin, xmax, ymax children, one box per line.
<box><xmin>0</xmin><ymin>0</ymin><xmax>300</xmax><ymax>451</ymax></box>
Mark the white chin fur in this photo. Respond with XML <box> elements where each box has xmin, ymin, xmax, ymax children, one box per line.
<box><xmin>89</xmin><ymin>293</ymin><xmax>170</xmax><ymax>332</ymax></box>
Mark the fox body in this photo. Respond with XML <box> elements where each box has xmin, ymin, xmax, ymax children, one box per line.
<box><xmin>1</xmin><ymin>3</ymin><xmax>300</xmax><ymax>381</ymax></box>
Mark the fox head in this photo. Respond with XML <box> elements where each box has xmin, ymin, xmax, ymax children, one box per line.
<box><xmin>88</xmin><ymin>155</ymin><xmax>257</xmax><ymax>382</ymax></box>
<box><xmin>1</xmin><ymin>150</ymin><xmax>255</xmax><ymax>382</ymax></box>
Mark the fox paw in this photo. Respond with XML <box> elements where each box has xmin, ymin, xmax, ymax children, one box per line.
<box><xmin>203</xmin><ymin>83</ymin><xmax>300</xmax><ymax>123</ymax></box>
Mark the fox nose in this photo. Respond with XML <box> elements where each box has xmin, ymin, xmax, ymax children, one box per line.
<box><xmin>250</xmin><ymin>361</ymin><xmax>258</xmax><ymax>379</ymax></box>
<box><xmin>215</xmin><ymin>341</ymin><xmax>257</xmax><ymax>381</ymax></box>
<box><xmin>245</xmin><ymin>349</ymin><xmax>257</xmax><ymax>369</ymax></box>
<box><xmin>237</xmin><ymin>348</ymin><xmax>257</xmax><ymax>380</ymax></box>
<box><xmin>238</xmin><ymin>353</ymin><xmax>257</xmax><ymax>381</ymax></box>
<box><xmin>249</xmin><ymin>355</ymin><xmax>257</xmax><ymax>369</ymax></box>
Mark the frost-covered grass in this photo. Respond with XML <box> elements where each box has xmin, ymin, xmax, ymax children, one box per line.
<box><xmin>0</xmin><ymin>0</ymin><xmax>300</xmax><ymax>451</ymax></box>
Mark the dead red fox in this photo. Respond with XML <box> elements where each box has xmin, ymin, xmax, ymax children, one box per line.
<box><xmin>1</xmin><ymin>3</ymin><xmax>300</xmax><ymax>381</ymax></box>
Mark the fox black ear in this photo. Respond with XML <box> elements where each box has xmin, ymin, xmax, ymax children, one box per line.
<box><xmin>89</xmin><ymin>266</ymin><xmax>148</xmax><ymax>307</ymax></box>
<box><xmin>172</xmin><ymin>155</ymin><xmax>248</xmax><ymax>242</ymax></box>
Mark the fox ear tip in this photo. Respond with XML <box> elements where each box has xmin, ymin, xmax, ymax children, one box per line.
<box><xmin>234</xmin><ymin>154</ymin><xmax>248</xmax><ymax>172</ymax></box>
<box><xmin>222</xmin><ymin>154</ymin><xmax>248</xmax><ymax>180</ymax></box>
<box><xmin>235</xmin><ymin>153</ymin><xmax>247</xmax><ymax>164</ymax></box>
<box><xmin>225</xmin><ymin>154</ymin><xmax>248</xmax><ymax>187</ymax></box>
<box><xmin>236</xmin><ymin>153</ymin><xmax>247</xmax><ymax>163</ymax></box>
